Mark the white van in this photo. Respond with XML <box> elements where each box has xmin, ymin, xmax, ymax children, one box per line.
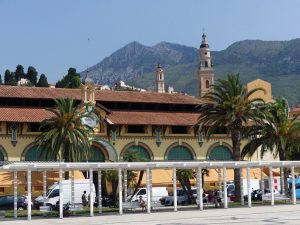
<box><xmin>127</xmin><ymin>187</ymin><xmax>168</xmax><ymax>202</ymax></box>
<box><xmin>43</xmin><ymin>179</ymin><xmax>95</xmax><ymax>206</ymax></box>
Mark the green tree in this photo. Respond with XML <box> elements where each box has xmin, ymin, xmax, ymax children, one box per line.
<box><xmin>197</xmin><ymin>74</ymin><xmax>265</xmax><ymax>201</ymax></box>
<box><xmin>55</xmin><ymin>67</ymin><xmax>81</xmax><ymax>88</ymax></box>
<box><xmin>36</xmin><ymin>74</ymin><xmax>49</xmax><ymax>87</ymax></box>
<box><xmin>0</xmin><ymin>74</ymin><xmax>2</xmax><ymax>85</ymax></box>
<box><xmin>26</xmin><ymin>66</ymin><xmax>38</xmax><ymax>85</ymax></box>
<box><xmin>15</xmin><ymin>64</ymin><xmax>25</xmax><ymax>82</ymax></box>
<box><xmin>35</xmin><ymin>98</ymin><xmax>94</xmax><ymax>179</ymax></box>
<box><xmin>4</xmin><ymin>70</ymin><xmax>17</xmax><ymax>86</ymax></box>
<box><xmin>242</xmin><ymin>97</ymin><xmax>300</xmax><ymax>193</ymax></box>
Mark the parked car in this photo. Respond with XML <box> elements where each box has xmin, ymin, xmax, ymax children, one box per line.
<box><xmin>0</xmin><ymin>195</ymin><xmax>28</xmax><ymax>210</ymax></box>
<box><xmin>161</xmin><ymin>188</ymin><xmax>197</xmax><ymax>206</ymax></box>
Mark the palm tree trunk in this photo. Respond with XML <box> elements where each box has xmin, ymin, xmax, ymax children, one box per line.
<box><xmin>129</xmin><ymin>170</ymin><xmax>144</xmax><ymax>201</ymax></box>
<box><xmin>230</xmin><ymin>120</ymin><xmax>242</xmax><ymax>202</ymax></box>
<box><xmin>279</xmin><ymin>150</ymin><xmax>288</xmax><ymax>195</ymax></box>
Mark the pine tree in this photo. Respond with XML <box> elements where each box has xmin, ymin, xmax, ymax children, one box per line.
<box><xmin>36</xmin><ymin>74</ymin><xmax>49</xmax><ymax>87</ymax></box>
<box><xmin>26</xmin><ymin>66</ymin><xmax>38</xmax><ymax>85</ymax></box>
<box><xmin>15</xmin><ymin>65</ymin><xmax>25</xmax><ymax>82</ymax></box>
<box><xmin>4</xmin><ymin>70</ymin><xmax>11</xmax><ymax>84</ymax></box>
<box><xmin>55</xmin><ymin>67</ymin><xmax>81</xmax><ymax>88</ymax></box>
<box><xmin>0</xmin><ymin>74</ymin><xmax>2</xmax><ymax>85</ymax></box>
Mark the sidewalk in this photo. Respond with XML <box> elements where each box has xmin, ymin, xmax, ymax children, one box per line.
<box><xmin>1</xmin><ymin>204</ymin><xmax>300</xmax><ymax>224</ymax></box>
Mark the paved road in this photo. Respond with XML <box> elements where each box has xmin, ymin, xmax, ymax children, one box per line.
<box><xmin>1</xmin><ymin>205</ymin><xmax>300</xmax><ymax>224</ymax></box>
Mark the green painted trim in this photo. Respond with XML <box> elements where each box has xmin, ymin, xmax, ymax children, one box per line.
<box><xmin>91</xmin><ymin>137</ymin><xmax>119</xmax><ymax>161</ymax></box>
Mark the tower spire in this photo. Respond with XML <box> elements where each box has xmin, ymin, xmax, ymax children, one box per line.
<box><xmin>156</xmin><ymin>63</ymin><xmax>165</xmax><ymax>93</ymax></box>
<box><xmin>198</xmin><ymin>33</ymin><xmax>214</xmax><ymax>97</ymax></box>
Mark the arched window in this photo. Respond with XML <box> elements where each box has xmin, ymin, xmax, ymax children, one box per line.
<box><xmin>167</xmin><ymin>146</ymin><xmax>193</xmax><ymax>161</ymax></box>
<box><xmin>205</xmin><ymin>80</ymin><xmax>210</xmax><ymax>88</ymax></box>
<box><xmin>205</xmin><ymin>61</ymin><xmax>208</xmax><ymax>67</ymax></box>
<box><xmin>24</xmin><ymin>146</ymin><xmax>48</xmax><ymax>161</ymax></box>
<box><xmin>88</xmin><ymin>146</ymin><xmax>106</xmax><ymax>162</ymax></box>
<box><xmin>209</xmin><ymin>145</ymin><xmax>233</xmax><ymax>161</ymax></box>
<box><xmin>123</xmin><ymin>145</ymin><xmax>151</xmax><ymax>162</ymax></box>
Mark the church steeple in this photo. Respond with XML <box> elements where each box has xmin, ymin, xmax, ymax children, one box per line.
<box><xmin>198</xmin><ymin>33</ymin><xmax>214</xmax><ymax>97</ymax></box>
<box><xmin>156</xmin><ymin>63</ymin><xmax>165</xmax><ymax>93</ymax></box>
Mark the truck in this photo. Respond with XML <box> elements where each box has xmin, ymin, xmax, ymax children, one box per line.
<box><xmin>127</xmin><ymin>187</ymin><xmax>168</xmax><ymax>202</ymax></box>
<box><xmin>35</xmin><ymin>179</ymin><xmax>95</xmax><ymax>207</ymax></box>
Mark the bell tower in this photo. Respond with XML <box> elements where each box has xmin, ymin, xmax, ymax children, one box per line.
<box><xmin>156</xmin><ymin>63</ymin><xmax>165</xmax><ymax>93</ymax></box>
<box><xmin>198</xmin><ymin>33</ymin><xmax>214</xmax><ymax>97</ymax></box>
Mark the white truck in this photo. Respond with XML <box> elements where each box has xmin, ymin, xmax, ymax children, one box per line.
<box><xmin>127</xmin><ymin>187</ymin><xmax>168</xmax><ymax>202</ymax></box>
<box><xmin>41</xmin><ymin>179</ymin><xmax>95</xmax><ymax>207</ymax></box>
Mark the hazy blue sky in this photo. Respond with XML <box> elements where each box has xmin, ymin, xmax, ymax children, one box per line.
<box><xmin>1</xmin><ymin>0</ymin><xmax>300</xmax><ymax>83</ymax></box>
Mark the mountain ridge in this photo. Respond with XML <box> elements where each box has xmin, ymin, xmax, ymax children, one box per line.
<box><xmin>81</xmin><ymin>38</ymin><xmax>300</xmax><ymax>105</ymax></box>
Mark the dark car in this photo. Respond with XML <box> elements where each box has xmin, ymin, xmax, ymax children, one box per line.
<box><xmin>0</xmin><ymin>195</ymin><xmax>28</xmax><ymax>210</ymax></box>
<box><xmin>244</xmin><ymin>189</ymin><xmax>263</xmax><ymax>201</ymax></box>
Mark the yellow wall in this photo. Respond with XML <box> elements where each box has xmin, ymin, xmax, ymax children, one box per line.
<box><xmin>247</xmin><ymin>79</ymin><xmax>273</xmax><ymax>103</ymax></box>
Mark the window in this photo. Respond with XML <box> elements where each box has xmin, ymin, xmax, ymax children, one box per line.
<box><xmin>209</xmin><ymin>145</ymin><xmax>233</xmax><ymax>161</ymax></box>
<box><xmin>205</xmin><ymin>80</ymin><xmax>209</xmax><ymax>88</ymax></box>
<box><xmin>127</xmin><ymin>125</ymin><xmax>145</xmax><ymax>133</ymax></box>
<box><xmin>213</xmin><ymin>127</ymin><xmax>227</xmax><ymax>134</ymax></box>
<box><xmin>204</xmin><ymin>52</ymin><xmax>207</xmax><ymax>55</ymax></box>
<box><xmin>29</xmin><ymin>123</ymin><xmax>40</xmax><ymax>132</ymax></box>
<box><xmin>171</xmin><ymin>126</ymin><xmax>188</xmax><ymax>134</ymax></box>
<box><xmin>138</xmin><ymin>189</ymin><xmax>146</xmax><ymax>195</ymax></box>
<box><xmin>205</xmin><ymin>61</ymin><xmax>208</xmax><ymax>67</ymax></box>
<box><xmin>49</xmin><ymin>189</ymin><xmax>60</xmax><ymax>198</ymax></box>
<box><xmin>167</xmin><ymin>146</ymin><xmax>193</xmax><ymax>160</ymax></box>
<box><xmin>159</xmin><ymin>74</ymin><xmax>162</xmax><ymax>80</ymax></box>
<box><xmin>0</xmin><ymin>187</ymin><xmax>4</xmax><ymax>193</ymax></box>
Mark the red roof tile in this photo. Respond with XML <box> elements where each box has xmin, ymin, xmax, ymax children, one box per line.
<box><xmin>107</xmin><ymin>111</ymin><xmax>200</xmax><ymax>125</ymax></box>
<box><xmin>0</xmin><ymin>107</ymin><xmax>54</xmax><ymax>122</ymax></box>
<box><xmin>0</xmin><ymin>85</ymin><xmax>203</xmax><ymax>105</ymax></box>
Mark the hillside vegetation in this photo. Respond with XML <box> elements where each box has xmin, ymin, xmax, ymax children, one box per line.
<box><xmin>81</xmin><ymin>39</ymin><xmax>300</xmax><ymax>106</ymax></box>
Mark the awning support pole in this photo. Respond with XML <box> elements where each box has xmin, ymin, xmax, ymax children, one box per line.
<box><xmin>197</xmin><ymin>167</ymin><xmax>203</xmax><ymax>211</ymax></box>
<box><xmin>291</xmin><ymin>166</ymin><xmax>296</xmax><ymax>205</ymax></box>
<box><xmin>14</xmin><ymin>171</ymin><xmax>17</xmax><ymax>218</ymax></box>
<box><xmin>98</xmin><ymin>170</ymin><xmax>102</xmax><ymax>214</ymax></box>
<box><xmin>59</xmin><ymin>169</ymin><xmax>63</xmax><ymax>219</ymax></box>
<box><xmin>223</xmin><ymin>167</ymin><xmax>228</xmax><ymax>209</ymax></box>
<box><xmin>27</xmin><ymin>169</ymin><xmax>32</xmax><ymax>221</ymax></box>
<box><xmin>146</xmin><ymin>168</ymin><xmax>151</xmax><ymax>214</ymax></box>
<box><xmin>173</xmin><ymin>167</ymin><xmax>177</xmax><ymax>212</ymax></box>
<box><xmin>89</xmin><ymin>169</ymin><xmax>94</xmax><ymax>217</ymax></box>
<box><xmin>269</xmin><ymin>166</ymin><xmax>274</xmax><ymax>206</ymax></box>
<box><xmin>118</xmin><ymin>168</ymin><xmax>123</xmax><ymax>215</ymax></box>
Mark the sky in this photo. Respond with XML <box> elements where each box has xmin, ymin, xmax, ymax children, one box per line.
<box><xmin>1</xmin><ymin>0</ymin><xmax>300</xmax><ymax>83</ymax></box>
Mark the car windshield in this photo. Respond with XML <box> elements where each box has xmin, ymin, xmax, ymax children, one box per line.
<box><xmin>46</xmin><ymin>189</ymin><xmax>53</xmax><ymax>197</ymax></box>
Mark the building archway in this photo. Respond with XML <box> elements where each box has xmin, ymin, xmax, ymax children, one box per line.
<box><xmin>120</xmin><ymin>142</ymin><xmax>153</xmax><ymax>162</ymax></box>
<box><xmin>205</xmin><ymin>80</ymin><xmax>210</xmax><ymax>88</ymax></box>
<box><xmin>0</xmin><ymin>145</ymin><xmax>8</xmax><ymax>161</ymax></box>
<box><xmin>91</xmin><ymin>138</ymin><xmax>118</xmax><ymax>162</ymax></box>
<box><xmin>88</xmin><ymin>143</ymin><xmax>108</xmax><ymax>162</ymax></box>
<box><xmin>165</xmin><ymin>143</ymin><xmax>195</xmax><ymax>161</ymax></box>
<box><xmin>21</xmin><ymin>144</ymin><xmax>49</xmax><ymax>161</ymax></box>
<box><xmin>207</xmin><ymin>143</ymin><xmax>233</xmax><ymax>161</ymax></box>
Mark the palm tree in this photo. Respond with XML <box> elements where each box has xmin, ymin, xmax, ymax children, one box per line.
<box><xmin>124</xmin><ymin>149</ymin><xmax>148</xmax><ymax>201</ymax></box>
<box><xmin>35</xmin><ymin>98</ymin><xmax>94</xmax><ymax>179</ymax></box>
<box><xmin>197</xmin><ymin>74</ymin><xmax>265</xmax><ymax>201</ymax></box>
<box><xmin>242</xmin><ymin>97</ymin><xmax>300</xmax><ymax>193</ymax></box>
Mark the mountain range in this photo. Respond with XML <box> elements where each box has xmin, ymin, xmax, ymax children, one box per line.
<box><xmin>81</xmin><ymin>38</ymin><xmax>300</xmax><ymax>106</ymax></box>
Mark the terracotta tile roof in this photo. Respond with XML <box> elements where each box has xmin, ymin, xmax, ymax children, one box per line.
<box><xmin>0</xmin><ymin>85</ymin><xmax>81</xmax><ymax>100</ymax></box>
<box><xmin>0</xmin><ymin>107</ymin><xmax>54</xmax><ymax>122</ymax></box>
<box><xmin>107</xmin><ymin>111</ymin><xmax>200</xmax><ymax>125</ymax></box>
<box><xmin>95</xmin><ymin>91</ymin><xmax>203</xmax><ymax>105</ymax></box>
<box><xmin>0</xmin><ymin>85</ymin><xmax>203</xmax><ymax>105</ymax></box>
